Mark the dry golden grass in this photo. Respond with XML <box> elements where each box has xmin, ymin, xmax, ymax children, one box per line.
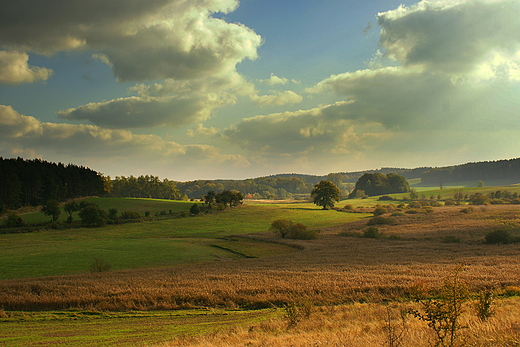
<box><xmin>1</xmin><ymin>205</ymin><xmax>520</xmax><ymax>312</ymax></box>
<box><xmin>163</xmin><ymin>298</ymin><xmax>520</xmax><ymax>346</ymax></box>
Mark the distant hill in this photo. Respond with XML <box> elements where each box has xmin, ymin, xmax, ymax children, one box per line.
<box><xmin>177</xmin><ymin>158</ymin><xmax>520</xmax><ymax>199</ymax></box>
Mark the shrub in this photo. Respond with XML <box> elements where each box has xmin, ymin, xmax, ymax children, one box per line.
<box><xmin>391</xmin><ymin>211</ymin><xmax>406</xmax><ymax>217</ymax></box>
<box><xmin>79</xmin><ymin>206</ymin><xmax>108</xmax><ymax>227</ymax></box>
<box><xmin>444</xmin><ymin>200</ymin><xmax>455</xmax><ymax>206</ymax></box>
<box><xmin>407</xmin><ymin>201</ymin><xmax>422</xmax><ymax>209</ymax></box>
<box><xmin>343</xmin><ymin>204</ymin><xmax>354</xmax><ymax>211</ymax></box>
<box><xmin>108</xmin><ymin>208</ymin><xmax>118</xmax><ymax>219</ymax></box>
<box><xmin>442</xmin><ymin>235</ymin><xmax>461</xmax><ymax>243</ymax></box>
<box><xmin>409</xmin><ymin>267</ymin><xmax>469</xmax><ymax>347</ymax></box>
<box><xmin>270</xmin><ymin>220</ymin><xmax>316</xmax><ymax>240</ymax></box>
<box><xmin>405</xmin><ymin>209</ymin><xmax>420</xmax><ymax>214</ymax></box>
<box><xmin>474</xmin><ymin>290</ymin><xmax>494</xmax><ymax>322</ymax></box>
<box><xmin>367</xmin><ymin>216</ymin><xmax>395</xmax><ymax>225</ymax></box>
<box><xmin>422</xmin><ymin>206</ymin><xmax>434</xmax><ymax>214</ymax></box>
<box><xmin>89</xmin><ymin>257</ymin><xmax>112</xmax><ymax>273</ymax></box>
<box><xmin>470</xmin><ymin>193</ymin><xmax>489</xmax><ymax>205</ymax></box>
<box><xmin>378</xmin><ymin>195</ymin><xmax>393</xmax><ymax>201</ymax></box>
<box><xmin>190</xmin><ymin>204</ymin><xmax>200</xmax><ymax>215</ymax></box>
<box><xmin>363</xmin><ymin>226</ymin><xmax>383</xmax><ymax>239</ymax></box>
<box><xmin>4</xmin><ymin>212</ymin><xmax>24</xmax><ymax>228</ymax></box>
<box><xmin>460</xmin><ymin>207</ymin><xmax>474</xmax><ymax>214</ymax></box>
<box><xmin>484</xmin><ymin>229</ymin><xmax>512</xmax><ymax>244</ymax></box>
<box><xmin>288</xmin><ymin>227</ymin><xmax>319</xmax><ymax>240</ymax></box>
<box><xmin>121</xmin><ymin>211</ymin><xmax>141</xmax><ymax>220</ymax></box>
<box><xmin>373</xmin><ymin>206</ymin><xmax>388</xmax><ymax>216</ymax></box>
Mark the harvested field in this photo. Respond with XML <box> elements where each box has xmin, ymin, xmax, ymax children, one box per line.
<box><xmin>1</xmin><ymin>205</ymin><xmax>519</xmax><ymax>311</ymax></box>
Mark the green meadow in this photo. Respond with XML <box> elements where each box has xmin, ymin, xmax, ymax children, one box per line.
<box><xmin>0</xmin><ymin>309</ymin><xmax>280</xmax><ymax>347</ymax></box>
<box><xmin>0</xmin><ymin>198</ymin><xmax>370</xmax><ymax>279</ymax></box>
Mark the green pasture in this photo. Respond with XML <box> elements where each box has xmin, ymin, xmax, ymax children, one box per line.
<box><xmin>0</xmin><ymin>200</ymin><xmax>370</xmax><ymax>279</ymax></box>
<box><xmin>0</xmin><ymin>309</ymin><xmax>279</xmax><ymax>347</ymax></box>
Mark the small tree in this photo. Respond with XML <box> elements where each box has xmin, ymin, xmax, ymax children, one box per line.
<box><xmin>409</xmin><ymin>267</ymin><xmax>469</xmax><ymax>347</ymax></box>
<box><xmin>311</xmin><ymin>181</ymin><xmax>340</xmax><ymax>210</ymax></box>
<box><xmin>63</xmin><ymin>201</ymin><xmax>80</xmax><ymax>223</ymax></box>
<box><xmin>41</xmin><ymin>200</ymin><xmax>61</xmax><ymax>222</ymax></box>
<box><xmin>190</xmin><ymin>203</ymin><xmax>200</xmax><ymax>215</ymax></box>
<box><xmin>270</xmin><ymin>219</ymin><xmax>294</xmax><ymax>238</ymax></box>
<box><xmin>79</xmin><ymin>205</ymin><xmax>108</xmax><ymax>227</ymax></box>
<box><xmin>203</xmin><ymin>190</ymin><xmax>216</xmax><ymax>207</ymax></box>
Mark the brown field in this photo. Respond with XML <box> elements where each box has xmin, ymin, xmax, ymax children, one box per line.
<box><xmin>164</xmin><ymin>298</ymin><xmax>520</xmax><ymax>347</ymax></box>
<box><xmin>1</xmin><ymin>204</ymin><xmax>520</xmax><ymax>312</ymax></box>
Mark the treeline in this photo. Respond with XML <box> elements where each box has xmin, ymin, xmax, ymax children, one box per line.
<box><xmin>107</xmin><ymin>175</ymin><xmax>182</xmax><ymax>200</ymax></box>
<box><xmin>176</xmin><ymin>176</ymin><xmax>315</xmax><ymax>200</ymax></box>
<box><xmin>176</xmin><ymin>170</ymin><xmax>424</xmax><ymax>200</ymax></box>
<box><xmin>421</xmin><ymin>158</ymin><xmax>520</xmax><ymax>184</ymax></box>
<box><xmin>0</xmin><ymin>157</ymin><xmax>105</xmax><ymax>210</ymax></box>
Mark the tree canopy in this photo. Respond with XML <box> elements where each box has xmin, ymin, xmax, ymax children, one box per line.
<box><xmin>349</xmin><ymin>173</ymin><xmax>410</xmax><ymax>197</ymax></box>
<box><xmin>0</xmin><ymin>157</ymin><xmax>106</xmax><ymax>210</ymax></box>
<box><xmin>311</xmin><ymin>181</ymin><xmax>341</xmax><ymax>210</ymax></box>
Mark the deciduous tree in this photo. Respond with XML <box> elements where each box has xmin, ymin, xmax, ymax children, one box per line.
<box><xmin>311</xmin><ymin>181</ymin><xmax>340</xmax><ymax>210</ymax></box>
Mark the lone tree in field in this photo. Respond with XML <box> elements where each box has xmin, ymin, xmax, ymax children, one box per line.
<box><xmin>311</xmin><ymin>180</ymin><xmax>341</xmax><ymax>210</ymax></box>
<box><xmin>41</xmin><ymin>200</ymin><xmax>61</xmax><ymax>222</ymax></box>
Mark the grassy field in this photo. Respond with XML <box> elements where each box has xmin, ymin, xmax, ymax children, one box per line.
<box><xmin>2</xmin><ymin>193</ymin><xmax>520</xmax><ymax>346</ymax></box>
<box><xmin>0</xmin><ymin>199</ymin><xmax>369</xmax><ymax>279</ymax></box>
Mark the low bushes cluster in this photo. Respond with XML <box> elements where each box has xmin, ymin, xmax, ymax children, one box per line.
<box><xmin>363</xmin><ymin>226</ymin><xmax>383</xmax><ymax>239</ymax></box>
<box><xmin>484</xmin><ymin>229</ymin><xmax>520</xmax><ymax>244</ymax></box>
<box><xmin>367</xmin><ymin>216</ymin><xmax>395</xmax><ymax>226</ymax></box>
<box><xmin>270</xmin><ymin>219</ymin><xmax>318</xmax><ymax>240</ymax></box>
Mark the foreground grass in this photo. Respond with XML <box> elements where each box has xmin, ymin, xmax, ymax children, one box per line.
<box><xmin>0</xmin><ymin>202</ymin><xmax>369</xmax><ymax>279</ymax></box>
<box><xmin>2</xmin><ymin>298</ymin><xmax>519</xmax><ymax>347</ymax></box>
<box><xmin>0</xmin><ymin>309</ymin><xmax>279</xmax><ymax>347</ymax></box>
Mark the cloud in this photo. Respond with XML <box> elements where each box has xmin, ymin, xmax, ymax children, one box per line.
<box><xmin>1</xmin><ymin>0</ymin><xmax>263</xmax><ymax>130</ymax></box>
<box><xmin>225</xmin><ymin>102</ymin><xmax>374</xmax><ymax>155</ymax></box>
<box><xmin>0</xmin><ymin>104</ymin><xmax>249</xmax><ymax>179</ymax></box>
<box><xmin>377</xmin><ymin>0</ymin><xmax>520</xmax><ymax>76</ymax></box>
<box><xmin>187</xmin><ymin>123</ymin><xmax>219</xmax><ymax>138</ymax></box>
<box><xmin>58</xmin><ymin>94</ymin><xmax>226</xmax><ymax>129</ymax></box>
<box><xmin>259</xmin><ymin>73</ymin><xmax>299</xmax><ymax>86</ymax></box>
<box><xmin>225</xmin><ymin>0</ymin><xmax>520</xmax><ymax>170</ymax></box>
<box><xmin>0</xmin><ymin>51</ymin><xmax>53</xmax><ymax>84</ymax></box>
<box><xmin>250</xmin><ymin>90</ymin><xmax>303</xmax><ymax>107</ymax></box>
<box><xmin>0</xmin><ymin>0</ymin><xmax>261</xmax><ymax>82</ymax></box>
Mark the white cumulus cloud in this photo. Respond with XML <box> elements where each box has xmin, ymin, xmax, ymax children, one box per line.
<box><xmin>0</xmin><ymin>51</ymin><xmax>53</xmax><ymax>84</ymax></box>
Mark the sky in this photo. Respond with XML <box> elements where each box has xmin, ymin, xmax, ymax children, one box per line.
<box><xmin>1</xmin><ymin>0</ymin><xmax>520</xmax><ymax>181</ymax></box>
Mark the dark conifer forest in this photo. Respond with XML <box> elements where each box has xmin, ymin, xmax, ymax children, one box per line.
<box><xmin>0</xmin><ymin>157</ymin><xmax>105</xmax><ymax>210</ymax></box>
